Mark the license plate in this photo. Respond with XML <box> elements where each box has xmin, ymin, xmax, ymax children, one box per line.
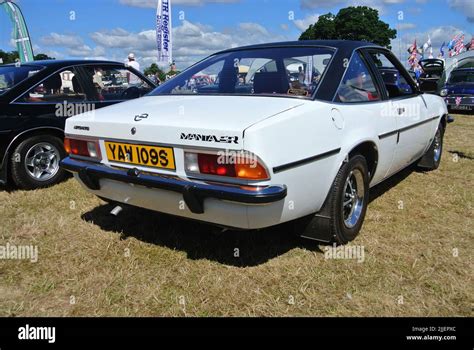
<box><xmin>105</xmin><ymin>141</ymin><xmax>175</xmax><ymax>170</ymax></box>
<box><xmin>451</xmin><ymin>105</ymin><xmax>469</xmax><ymax>110</ymax></box>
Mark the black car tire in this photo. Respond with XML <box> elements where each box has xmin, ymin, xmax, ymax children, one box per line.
<box><xmin>292</xmin><ymin>154</ymin><xmax>370</xmax><ymax>244</ymax></box>
<box><xmin>10</xmin><ymin>135</ymin><xmax>67</xmax><ymax>190</ymax></box>
<box><xmin>329</xmin><ymin>154</ymin><xmax>370</xmax><ymax>244</ymax></box>
<box><xmin>417</xmin><ymin>123</ymin><xmax>444</xmax><ymax>171</ymax></box>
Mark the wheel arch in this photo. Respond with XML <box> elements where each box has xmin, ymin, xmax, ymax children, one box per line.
<box><xmin>0</xmin><ymin>127</ymin><xmax>65</xmax><ymax>183</ymax></box>
<box><xmin>347</xmin><ymin>140</ymin><xmax>379</xmax><ymax>181</ymax></box>
<box><xmin>440</xmin><ymin>113</ymin><xmax>448</xmax><ymax>130</ymax></box>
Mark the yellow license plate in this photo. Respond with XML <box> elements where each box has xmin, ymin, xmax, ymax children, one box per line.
<box><xmin>105</xmin><ymin>141</ymin><xmax>175</xmax><ymax>170</ymax></box>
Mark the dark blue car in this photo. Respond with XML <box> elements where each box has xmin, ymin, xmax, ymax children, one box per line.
<box><xmin>441</xmin><ymin>68</ymin><xmax>474</xmax><ymax>113</ymax></box>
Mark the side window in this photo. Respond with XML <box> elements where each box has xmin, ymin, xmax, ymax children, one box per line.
<box><xmin>169</xmin><ymin>60</ymin><xmax>224</xmax><ymax>94</ymax></box>
<box><xmin>79</xmin><ymin>66</ymin><xmax>153</xmax><ymax>102</ymax></box>
<box><xmin>18</xmin><ymin>68</ymin><xmax>86</xmax><ymax>103</ymax></box>
<box><xmin>368</xmin><ymin>51</ymin><xmax>414</xmax><ymax>98</ymax></box>
<box><xmin>336</xmin><ymin>52</ymin><xmax>381</xmax><ymax>103</ymax></box>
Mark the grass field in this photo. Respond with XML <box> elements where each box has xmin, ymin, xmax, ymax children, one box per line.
<box><xmin>0</xmin><ymin>114</ymin><xmax>472</xmax><ymax>317</ymax></box>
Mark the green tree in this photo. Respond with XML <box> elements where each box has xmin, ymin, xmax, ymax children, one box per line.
<box><xmin>34</xmin><ymin>53</ymin><xmax>55</xmax><ymax>61</ymax></box>
<box><xmin>0</xmin><ymin>50</ymin><xmax>55</xmax><ymax>64</ymax></box>
<box><xmin>299</xmin><ymin>13</ymin><xmax>336</xmax><ymax>41</ymax></box>
<box><xmin>299</xmin><ymin>6</ymin><xmax>397</xmax><ymax>49</ymax></box>
<box><xmin>0</xmin><ymin>50</ymin><xmax>19</xmax><ymax>64</ymax></box>
<box><xmin>144</xmin><ymin>63</ymin><xmax>166</xmax><ymax>82</ymax></box>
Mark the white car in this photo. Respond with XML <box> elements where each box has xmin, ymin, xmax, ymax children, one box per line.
<box><xmin>61</xmin><ymin>41</ymin><xmax>450</xmax><ymax>244</ymax></box>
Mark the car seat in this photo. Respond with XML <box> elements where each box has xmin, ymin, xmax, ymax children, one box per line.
<box><xmin>253</xmin><ymin>72</ymin><xmax>289</xmax><ymax>94</ymax></box>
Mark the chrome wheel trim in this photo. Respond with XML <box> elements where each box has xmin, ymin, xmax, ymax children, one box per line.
<box><xmin>342</xmin><ymin>169</ymin><xmax>365</xmax><ymax>229</ymax></box>
<box><xmin>24</xmin><ymin>142</ymin><xmax>60</xmax><ymax>181</ymax></box>
<box><xmin>433</xmin><ymin>128</ymin><xmax>442</xmax><ymax>163</ymax></box>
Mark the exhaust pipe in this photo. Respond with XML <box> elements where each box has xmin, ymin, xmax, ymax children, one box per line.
<box><xmin>110</xmin><ymin>205</ymin><xmax>123</xmax><ymax>216</ymax></box>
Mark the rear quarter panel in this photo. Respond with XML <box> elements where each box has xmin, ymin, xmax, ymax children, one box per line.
<box><xmin>244</xmin><ymin>100</ymin><xmax>358</xmax><ymax>223</ymax></box>
<box><xmin>423</xmin><ymin>93</ymin><xmax>449</xmax><ymax>136</ymax></box>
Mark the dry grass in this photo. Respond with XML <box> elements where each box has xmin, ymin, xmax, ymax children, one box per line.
<box><xmin>0</xmin><ymin>114</ymin><xmax>472</xmax><ymax>317</ymax></box>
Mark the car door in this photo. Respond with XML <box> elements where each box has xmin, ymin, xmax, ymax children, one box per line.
<box><xmin>334</xmin><ymin>50</ymin><xmax>397</xmax><ymax>185</ymax></box>
<box><xmin>3</xmin><ymin>66</ymin><xmax>98</xmax><ymax>147</ymax></box>
<box><xmin>366</xmin><ymin>49</ymin><xmax>430</xmax><ymax>175</ymax></box>
<box><xmin>10</xmin><ymin>66</ymin><xmax>91</xmax><ymax>121</ymax></box>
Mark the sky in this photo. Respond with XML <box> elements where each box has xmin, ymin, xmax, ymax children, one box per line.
<box><xmin>0</xmin><ymin>0</ymin><xmax>472</xmax><ymax>70</ymax></box>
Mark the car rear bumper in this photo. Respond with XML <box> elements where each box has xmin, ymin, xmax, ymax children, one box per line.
<box><xmin>60</xmin><ymin>157</ymin><xmax>287</xmax><ymax>216</ymax></box>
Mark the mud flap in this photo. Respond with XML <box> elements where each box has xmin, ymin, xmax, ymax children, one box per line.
<box><xmin>294</xmin><ymin>189</ymin><xmax>335</xmax><ymax>243</ymax></box>
<box><xmin>417</xmin><ymin>150</ymin><xmax>435</xmax><ymax>168</ymax></box>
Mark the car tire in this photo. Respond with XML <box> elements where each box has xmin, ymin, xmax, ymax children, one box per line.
<box><xmin>10</xmin><ymin>135</ymin><xmax>67</xmax><ymax>190</ymax></box>
<box><xmin>417</xmin><ymin>123</ymin><xmax>444</xmax><ymax>171</ymax></box>
<box><xmin>292</xmin><ymin>154</ymin><xmax>370</xmax><ymax>244</ymax></box>
<box><xmin>327</xmin><ymin>154</ymin><xmax>370</xmax><ymax>244</ymax></box>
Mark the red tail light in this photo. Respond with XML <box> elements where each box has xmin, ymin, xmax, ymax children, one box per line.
<box><xmin>185</xmin><ymin>151</ymin><xmax>269</xmax><ymax>181</ymax></box>
<box><xmin>198</xmin><ymin>154</ymin><xmax>237</xmax><ymax>177</ymax></box>
<box><xmin>64</xmin><ymin>138</ymin><xmax>101</xmax><ymax>159</ymax></box>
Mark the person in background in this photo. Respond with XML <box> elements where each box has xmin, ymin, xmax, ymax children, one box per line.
<box><xmin>125</xmin><ymin>53</ymin><xmax>141</xmax><ymax>86</ymax></box>
<box><xmin>298</xmin><ymin>66</ymin><xmax>305</xmax><ymax>84</ymax></box>
<box><xmin>92</xmin><ymin>68</ymin><xmax>104</xmax><ymax>89</ymax></box>
<box><xmin>155</xmin><ymin>73</ymin><xmax>162</xmax><ymax>85</ymax></box>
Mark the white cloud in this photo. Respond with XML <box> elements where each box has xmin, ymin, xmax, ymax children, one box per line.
<box><xmin>40</xmin><ymin>33</ymin><xmax>83</xmax><ymax>48</ymax></box>
<box><xmin>293</xmin><ymin>14</ymin><xmax>319</xmax><ymax>31</ymax></box>
<box><xmin>119</xmin><ymin>0</ymin><xmax>240</xmax><ymax>8</ymax></box>
<box><xmin>67</xmin><ymin>45</ymin><xmax>106</xmax><ymax>58</ymax></box>
<box><xmin>448</xmin><ymin>0</ymin><xmax>474</xmax><ymax>23</ymax></box>
<box><xmin>89</xmin><ymin>20</ymin><xmax>290</xmax><ymax>69</ymax></box>
<box><xmin>90</xmin><ymin>28</ymin><xmax>156</xmax><ymax>51</ymax></box>
<box><xmin>300</xmin><ymin>0</ymin><xmax>405</xmax><ymax>14</ymax></box>
<box><xmin>300</xmin><ymin>0</ymin><xmax>345</xmax><ymax>9</ymax></box>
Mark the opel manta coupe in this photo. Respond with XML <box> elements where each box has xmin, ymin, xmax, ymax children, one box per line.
<box><xmin>61</xmin><ymin>41</ymin><xmax>450</xmax><ymax>243</ymax></box>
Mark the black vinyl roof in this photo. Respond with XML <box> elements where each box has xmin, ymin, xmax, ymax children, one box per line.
<box><xmin>217</xmin><ymin>40</ymin><xmax>382</xmax><ymax>54</ymax></box>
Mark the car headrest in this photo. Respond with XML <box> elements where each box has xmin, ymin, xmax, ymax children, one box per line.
<box><xmin>218</xmin><ymin>67</ymin><xmax>238</xmax><ymax>93</ymax></box>
<box><xmin>43</xmin><ymin>73</ymin><xmax>62</xmax><ymax>91</ymax></box>
<box><xmin>72</xmin><ymin>75</ymin><xmax>82</xmax><ymax>93</ymax></box>
<box><xmin>253</xmin><ymin>72</ymin><xmax>289</xmax><ymax>94</ymax></box>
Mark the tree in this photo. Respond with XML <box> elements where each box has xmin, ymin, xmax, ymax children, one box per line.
<box><xmin>299</xmin><ymin>13</ymin><xmax>336</xmax><ymax>41</ymax></box>
<box><xmin>299</xmin><ymin>6</ymin><xmax>397</xmax><ymax>49</ymax></box>
<box><xmin>144</xmin><ymin>63</ymin><xmax>181</xmax><ymax>82</ymax></box>
<box><xmin>34</xmin><ymin>53</ymin><xmax>55</xmax><ymax>61</ymax></box>
<box><xmin>0</xmin><ymin>50</ymin><xmax>19</xmax><ymax>64</ymax></box>
<box><xmin>144</xmin><ymin>63</ymin><xmax>166</xmax><ymax>82</ymax></box>
<box><xmin>0</xmin><ymin>50</ymin><xmax>55</xmax><ymax>64</ymax></box>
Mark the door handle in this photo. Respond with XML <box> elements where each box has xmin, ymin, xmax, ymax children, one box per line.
<box><xmin>397</xmin><ymin>107</ymin><xmax>405</xmax><ymax>115</ymax></box>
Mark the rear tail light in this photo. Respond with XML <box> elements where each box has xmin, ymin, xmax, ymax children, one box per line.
<box><xmin>184</xmin><ymin>151</ymin><xmax>269</xmax><ymax>181</ymax></box>
<box><xmin>64</xmin><ymin>137</ymin><xmax>101</xmax><ymax>160</ymax></box>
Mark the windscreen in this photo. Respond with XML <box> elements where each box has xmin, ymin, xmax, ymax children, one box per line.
<box><xmin>0</xmin><ymin>65</ymin><xmax>43</xmax><ymax>95</ymax></box>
